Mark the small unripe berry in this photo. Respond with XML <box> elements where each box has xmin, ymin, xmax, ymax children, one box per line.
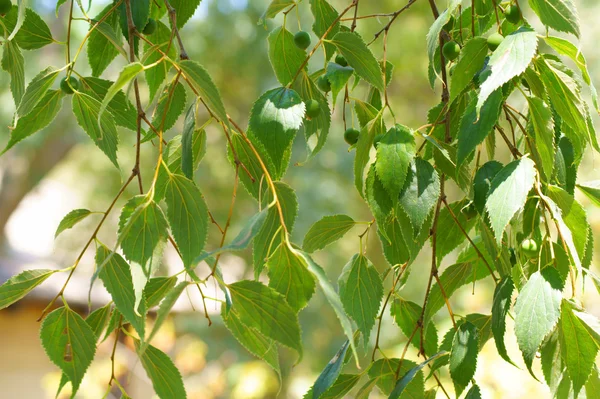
<box><xmin>60</xmin><ymin>76</ymin><xmax>80</xmax><ymax>94</ymax></box>
<box><xmin>442</xmin><ymin>41</ymin><xmax>461</xmax><ymax>61</ymax></box>
<box><xmin>487</xmin><ymin>33</ymin><xmax>504</xmax><ymax>51</ymax></box>
<box><xmin>317</xmin><ymin>75</ymin><xmax>331</xmax><ymax>92</ymax></box>
<box><xmin>504</xmin><ymin>5</ymin><xmax>522</xmax><ymax>24</ymax></box>
<box><xmin>305</xmin><ymin>99</ymin><xmax>321</xmax><ymax>118</ymax></box>
<box><xmin>143</xmin><ymin>18</ymin><xmax>157</xmax><ymax>35</ymax></box>
<box><xmin>0</xmin><ymin>0</ymin><xmax>12</xmax><ymax>15</ymax></box>
<box><xmin>521</xmin><ymin>238</ymin><xmax>539</xmax><ymax>258</ymax></box>
<box><xmin>294</xmin><ymin>31</ymin><xmax>311</xmax><ymax>50</ymax></box>
<box><xmin>344</xmin><ymin>128</ymin><xmax>360</xmax><ymax>145</ymax></box>
<box><xmin>335</xmin><ymin>54</ymin><xmax>348</xmax><ymax>67</ymax></box>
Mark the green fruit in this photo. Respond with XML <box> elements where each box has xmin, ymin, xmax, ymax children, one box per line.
<box><xmin>504</xmin><ymin>5</ymin><xmax>522</xmax><ymax>24</ymax></box>
<box><xmin>0</xmin><ymin>0</ymin><xmax>11</xmax><ymax>15</ymax></box>
<box><xmin>60</xmin><ymin>76</ymin><xmax>80</xmax><ymax>94</ymax></box>
<box><xmin>335</xmin><ymin>54</ymin><xmax>348</xmax><ymax>67</ymax></box>
<box><xmin>294</xmin><ymin>31</ymin><xmax>311</xmax><ymax>50</ymax></box>
<box><xmin>442</xmin><ymin>41</ymin><xmax>461</xmax><ymax>61</ymax></box>
<box><xmin>317</xmin><ymin>75</ymin><xmax>331</xmax><ymax>92</ymax></box>
<box><xmin>521</xmin><ymin>238</ymin><xmax>539</xmax><ymax>257</ymax></box>
<box><xmin>487</xmin><ymin>33</ymin><xmax>504</xmax><ymax>51</ymax></box>
<box><xmin>344</xmin><ymin>128</ymin><xmax>360</xmax><ymax>145</ymax></box>
<box><xmin>143</xmin><ymin>18</ymin><xmax>157</xmax><ymax>35</ymax></box>
<box><xmin>305</xmin><ymin>99</ymin><xmax>321</xmax><ymax>118</ymax></box>
<box><xmin>443</xmin><ymin>15</ymin><xmax>455</xmax><ymax>32</ymax></box>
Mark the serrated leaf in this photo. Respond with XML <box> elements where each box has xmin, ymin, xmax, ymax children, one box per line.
<box><xmin>577</xmin><ymin>181</ymin><xmax>600</xmax><ymax>207</ymax></box>
<box><xmin>88</xmin><ymin>4</ymin><xmax>123</xmax><ymax>77</ymax></box>
<box><xmin>179</xmin><ymin>60</ymin><xmax>228</xmax><ymax>125</ymax></box>
<box><xmin>477</xmin><ymin>27</ymin><xmax>538</xmax><ymax>113</ymax></box>
<box><xmin>526</xmin><ymin>96</ymin><xmax>556</xmax><ymax>180</ymax></box>
<box><xmin>398</xmin><ymin>158</ymin><xmax>440</xmax><ymax>234</ymax></box>
<box><xmin>96</xmin><ymin>244</ymin><xmax>146</xmax><ymax>340</ymax></box>
<box><xmin>311</xmin><ymin>340</ymin><xmax>349</xmax><ymax>399</ymax></box>
<box><xmin>458</xmin><ymin>89</ymin><xmax>503</xmax><ymax>166</ymax></box>
<box><xmin>485</xmin><ymin>157</ymin><xmax>536</xmax><ymax>243</ymax></box>
<box><xmin>248</xmin><ymin>87</ymin><xmax>305</xmax><ymax>179</ymax></box>
<box><xmin>560</xmin><ymin>300</ymin><xmax>598</xmax><ymax>396</ymax></box>
<box><xmin>434</xmin><ymin>200</ymin><xmax>477</xmax><ymax>261</ymax></box>
<box><xmin>375</xmin><ymin>124</ymin><xmax>415</xmax><ymax>200</ymax></box>
<box><xmin>135</xmin><ymin>340</ymin><xmax>187</xmax><ymax>399</ymax></box>
<box><xmin>85</xmin><ymin>304</ymin><xmax>112</xmax><ymax>340</ymax></box>
<box><xmin>339</xmin><ymin>254</ymin><xmax>383</xmax><ymax>344</ymax></box>
<box><xmin>168</xmin><ymin>0</ymin><xmax>201</xmax><ymax>29</ymax></box>
<box><xmin>152</xmin><ymin>81</ymin><xmax>187</xmax><ymax>132</ymax></box>
<box><xmin>40</xmin><ymin>307</ymin><xmax>97</xmax><ymax>395</ymax></box>
<box><xmin>268</xmin><ymin>26</ymin><xmax>306</xmax><ymax>86</ymax></box>
<box><xmin>330</xmin><ymin>32</ymin><xmax>384</xmax><ymax>92</ymax></box>
<box><xmin>450</xmin><ymin>37</ymin><xmax>489</xmax><ymax>104</ymax></box>
<box><xmin>144</xmin><ymin>276</ymin><xmax>178</xmax><ymax>308</ymax></box>
<box><xmin>267</xmin><ymin>244</ymin><xmax>315</xmax><ymax>312</ymax></box>
<box><xmin>55</xmin><ymin>209</ymin><xmax>92</xmax><ymax>238</ymax></box>
<box><xmin>426</xmin><ymin>0</ymin><xmax>461</xmax><ymax>72</ymax></box>
<box><xmin>473</xmin><ymin>161</ymin><xmax>503</xmax><ymax>214</ymax></box>
<box><xmin>529</xmin><ymin>0</ymin><xmax>580</xmax><ymax>38</ymax></box>
<box><xmin>547</xmin><ymin>185</ymin><xmax>589</xmax><ymax>262</ymax></box>
<box><xmin>299</xmin><ymin>252</ymin><xmax>359</xmax><ymax>366</ymax></box>
<box><xmin>0</xmin><ymin>269</ymin><xmax>56</xmax><ymax>310</ymax></box>
<box><xmin>222</xmin><ymin>306</ymin><xmax>281</xmax><ymax>376</ymax></box>
<box><xmin>1</xmin><ymin>40</ymin><xmax>24</xmax><ymax>106</ymax></box>
<box><xmin>228</xmin><ymin>280</ymin><xmax>303</xmax><ymax>358</ymax></box>
<box><xmin>305</xmin><ymin>374</ymin><xmax>360</xmax><ymax>399</ymax></box>
<box><xmin>146</xmin><ymin>281</ymin><xmax>188</xmax><ymax>344</ymax></box>
<box><xmin>354</xmin><ymin>112</ymin><xmax>384</xmax><ymax>196</ymax></box>
<box><xmin>368</xmin><ymin>358</ymin><xmax>424</xmax><ymax>397</ymax></box>
<box><xmin>514</xmin><ymin>269</ymin><xmax>563</xmax><ymax>375</ymax></box>
<box><xmin>449</xmin><ymin>322</ymin><xmax>479</xmax><ymax>396</ymax></box>
<box><xmin>17</xmin><ymin>66</ymin><xmax>60</xmax><ymax>118</ymax></box>
<box><xmin>492</xmin><ymin>277</ymin><xmax>516</xmax><ymax>365</ymax></box>
<box><xmin>118</xmin><ymin>0</ymin><xmax>150</xmax><ymax>42</ymax></box>
<box><xmin>98</xmin><ymin>62</ymin><xmax>144</xmax><ymax>126</ymax></box>
<box><xmin>79</xmin><ymin>76</ymin><xmax>137</xmax><ymax>131</ymax></box>
<box><xmin>72</xmin><ymin>92</ymin><xmax>119</xmax><ymax>168</ymax></box>
<box><xmin>324</xmin><ymin>62</ymin><xmax>353</xmax><ymax>108</ymax></box>
<box><xmin>389</xmin><ymin>352</ymin><xmax>447</xmax><ymax>399</ymax></box>
<box><xmin>118</xmin><ymin>196</ymin><xmax>168</xmax><ymax>273</ymax></box>
<box><xmin>144</xmin><ymin>21</ymin><xmax>176</xmax><ymax>101</ymax></box>
<box><xmin>2</xmin><ymin>89</ymin><xmax>63</xmax><ymax>154</ymax></box>
<box><xmin>259</xmin><ymin>0</ymin><xmax>294</xmax><ymax>25</ymax></box>
<box><xmin>3</xmin><ymin>6</ymin><xmax>53</xmax><ymax>49</ymax></box>
<box><xmin>302</xmin><ymin>214</ymin><xmax>356</xmax><ymax>253</ymax></box>
<box><xmin>309</xmin><ymin>0</ymin><xmax>340</xmax><ymax>61</ymax></box>
<box><xmin>391</xmin><ymin>298</ymin><xmax>438</xmax><ymax>356</ymax></box>
<box><xmin>465</xmin><ymin>384</ymin><xmax>482</xmax><ymax>399</ymax></box>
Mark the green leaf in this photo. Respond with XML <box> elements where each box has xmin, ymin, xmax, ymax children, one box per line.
<box><xmin>543</xmin><ymin>36</ymin><xmax>593</xmax><ymax>86</ymax></box>
<box><xmin>485</xmin><ymin>157</ymin><xmax>536</xmax><ymax>243</ymax></box>
<box><xmin>55</xmin><ymin>209</ymin><xmax>92</xmax><ymax>238</ymax></box>
<box><xmin>96</xmin><ymin>244</ymin><xmax>146</xmax><ymax>340</ymax></box>
<box><xmin>152</xmin><ymin>81</ymin><xmax>187</xmax><ymax>132</ymax></box>
<box><xmin>330</xmin><ymin>32</ymin><xmax>384</xmax><ymax>92</ymax></box>
<box><xmin>0</xmin><ymin>269</ymin><xmax>56</xmax><ymax>310</ymax></box>
<box><xmin>302</xmin><ymin>214</ymin><xmax>356</xmax><ymax>253</ymax></box>
<box><xmin>179</xmin><ymin>60</ymin><xmax>229</xmax><ymax>124</ymax></box>
<box><xmin>375</xmin><ymin>124</ymin><xmax>415</xmax><ymax>200</ymax></box>
<box><xmin>449</xmin><ymin>322</ymin><xmax>479</xmax><ymax>396</ymax></box>
<box><xmin>1</xmin><ymin>40</ymin><xmax>24</xmax><ymax>106</ymax></box>
<box><xmin>159</xmin><ymin>132</ymin><xmax>206</xmax><ymax>190</ymax></box>
<box><xmin>294</xmin><ymin>71</ymin><xmax>331</xmax><ymax>160</ymax></box>
<box><xmin>72</xmin><ymin>92</ymin><xmax>120</xmax><ymax>168</ymax></box>
<box><xmin>135</xmin><ymin>341</ymin><xmax>187</xmax><ymax>399</ymax></box>
<box><xmin>426</xmin><ymin>0</ymin><xmax>461</xmax><ymax>73</ymax></box>
<box><xmin>119</xmin><ymin>0</ymin><xmax>150</xmax><ymax>40</ymax></box>
<box><xmin>529</xmin><ymin>0</ymin><xmax>580</xmax><ymax>38</ymax></box>
<box><xmin>477</xmin><ymin>27</ymin><xmax>538</xmax><ymax>113</ymax></box>
<box><xmin>299</xmin><ymin>252</ymin><xmax>359</xmax><ymax>366</ymax></box>
<box><xmin>492</xmin><ymin>277</ymin><xmax>516</xmax><ymax>365</ymax></box>
<box><xmin>311</xmin><ymin>340</ymin><xmax>349</xmax><ymax>399</ymax></box>
<box><xmin>79</xmin><ymin>76</ymin><xmax>137</xmax><ymax>131</ymax></box>
<box><xmin>248</xmin><ymin>87</ymin><xmax>305</xmax><ymax>179</ymax></box>
<box><xmin>227</xmin><ymin>133</ymin><xmax>264</xmax><ymax>200</ymax></box>
<box><xmin>398</xmin><ymin>158</ymin><xmax>441</xmax><ymax>234</ymax></box>
<box><xmin>40</xmin><ymin>307</ymin><xmax>97</xmax><ymax>395</ymax></box>
<box><xmin>145</xmin><ymin>276</ymin><xmax>178</xmax><ymax>308</ymax></box>
<box><xmin>88</xmin><ymin>4</ymin><xmax>123</xmax><ymax>77</ymax></box>
<box><xmin>450</xmin><ymin>37</ymin><xmax>489</xmax><ymax>104</ymax></box>
<box><xmin>3</xmin><ymin>6</ymin><xmax>54</xmax><ymax>49</ymax></box>
<box><xmin>560</xmin><ymin>300</ymin><xmax>598</xmax><ymax>396</ymax></box>
<box><xmin>547</xmin><ymin>185</ymin><xmax>590</xmax><ymax>262</ymax></box>
<box><xmin>354</xmin><ymin>113</ymin><xmax>384</xmax><ymax>196</ymax></box>
<box><xmin>268</xmin><ymin>26</ymin><xmax>306</xmax><ymax>86</ymax></box>
<box><xmin>228</xmin><ymin>280</ymin><xmax>303</xmax><ymax>357</ymax></box>
<box><xmin>98</xmin><ymin>62</ymin><xmax>145</xmax><ymax>126</ymax></box>
<box><xmin>2</xmin><ymin>90</ymin><xmax>64</xmax><ymax>154</ymax></box>
<box><xmin>168</xmin><ymin>0</ymin><xmax>201</xmax><ymax>29</ymax></box>
<box><xmin>514</xmin><ymin>268</ymin><xmax>563</xmax><ymax>374</ymax></box>
<box><xmin>118</xmin><ymin>196</ymin><xmax>168</xmax><ymax>273</ymax></box>
<box><xmin>464</xmin><ymin>384</ymin><xmax>482</xmax><ymax>399</ymax></box>
<box><xmin>458</xmin><ymin>89</ymin><xmax>504</xmax><ymax>166</ymax></box>
<box><xmin>389</xmin><ymin>352</ymin><xmax>447</xmax><ymax>399</ymax></box>
<box><xmin>526</xmin><ymin>96</ymin><xmax>556</xmax><ymax>180</ymax></box>
<box><xmin>434</xmin><ymin>200</ymin><xmax>477</xmax><ymax>261</ymax></box>
<box><xmin>17</xmin><ymin>66</ymin><xmax>60</xmax><ymax>118</ymax></box>
<box><xmin>222</xmin><ymin>306</ymin><xmax>281</xmax><ymax>376</ymax></box>
<box><xmin>267</xmin><ymin>244</ymin><xmax>315</xmax><ymax>312</ymax></box>
<box><xmin>309</xmin><ymin>0</ymin><xmax>340</xmax><ymax>61</ymax></box>
<box><xmin>339</xmin><ymin>254</ymin><xmax>383</xmax><ymax>344</ymax></box>
<box><xmin>259</xmin><ymin>0</ymin><xmax>295</xmax><ymax>25</ymax></box>
<box><xmin>368</xmin><ymin>358</ymin><xmax>424</xmax><ymax>397</ymax></box>
<box><xmin>146</xmin><ymin>281</ymin><xmax>189</xmax><ymax>344</ymax></box>
<box><xmin>143</xmin><ymin>21</ymin><xmax>176</xmax><ymax>101</ymax></box>
<box><xmin>324</xmin><ymin>62</ymin><xmax>353</xmax><ymax>108</ymax></box>
<box><xmin>391</xmin><ymin>298</ymin><xmax>438</xmax><ymax>356</ymax></box>
<box><xmin>577</xmin><ymin>181</ymin><xmax>600</xmax><ymax>207</ymax></box>
<box><xmin>85</xmin><ymin>304</ymin><xmax>112</xmax><ymax>340</ymax></box>
<box><xmin>305</xmin><ymin>374</ymin><xmax>361</xmax><ymax>399</ymax></box>
<box><xmin>473</xmin><ymin>161</ymin><xmax>503</xmax><ymax>214</ymax></box>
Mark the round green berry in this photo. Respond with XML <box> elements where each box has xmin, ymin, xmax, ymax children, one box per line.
<box><xmin>504</xmin><ymin>5</ymin><xmax>522</xmax><ymax>24</ymax></box>
<box><xmin>520</xmin><ymin>238</ymin><xmax>539</xmax><ymax>258</ymax></box>
<box><xmin>60</xmin><ymin>76</ymin><xmax>80</xmax><ymax>94</ymax></box>
<box><xmin>305</xmin><ymin>99</ymin><xmax>321</xmax><ymax>118</ymax></box>
<box><xmin>335</xmin><ymin>54</ymin><xmax>348</xmax><ymax>67</ymax></box>
<box><xmin>344</xmin><ymin>128</ymin><xmax>360</xmax><ymax>145</ymax></box>
<box><xmin>294</xmin><ymin>31</ymin><xmax>311</xmax><ymax>50</ymax></box>
<box><xmin>442</xmin><ymin>41</ymin><xmax>461</xmax><ymax>61</ymax></box>
<box><xmin>487</xmin><ymin>32</ymin><xmax>504</xmax><ymax>51</ymax></box>
<box><xmin>143</xmin><ymin>18</ymin><xmax>157</xmax><ymax>35</ymax></box>
<box><xmin>317</xmin><ymin>75</ymin><xmax>331</xmax><ymax>92</ymax></box>
<box><xmin>0</xmin><ymin>0</ymin><xmax>12</xmax><ymax>15</ymax></box>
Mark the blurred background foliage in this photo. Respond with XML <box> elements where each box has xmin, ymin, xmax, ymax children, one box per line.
<box><xmin>0</xmin><ymin>0</ymin><xmax>599</xmax><ymax>398</ymax></box>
